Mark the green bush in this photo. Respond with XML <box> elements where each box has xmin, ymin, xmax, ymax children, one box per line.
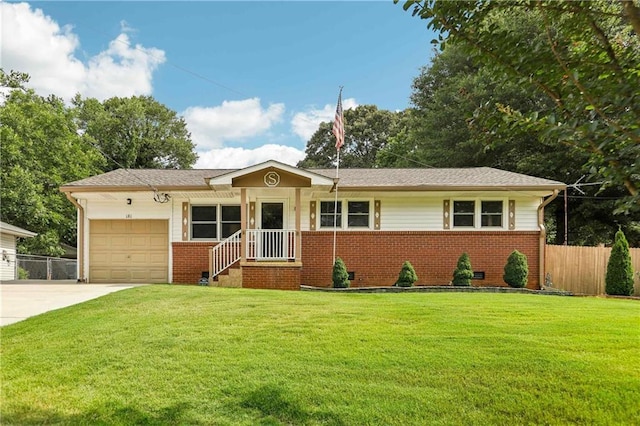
<box><xmin>396</xmin><ymin>261</ymin><xmax>418</xmax><ymax>287</ymax></box>
<box><xmin>605</xmin><ymin>230</ymin><xmax>634</xmax><ymax>296</ymax></box>
<box><xmin>332</xmin><ymin>257</ymin><xmax>350</xmax><ymax>288</ymax></box>
<box><xmin>452</xmin><ymin>253</ymin><xmax>473</xmax><ymax>286</ymax></box>
<box><xmin>503</xmin><ymin>250</ymin><xmax>528</xmax><ymax>288</ymax></box>
<box><xmin>18</xmin><ymin>267</ymin><xmax>29</xmax><ymax>280</ymax></box>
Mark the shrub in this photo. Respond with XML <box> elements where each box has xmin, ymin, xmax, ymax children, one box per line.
<box><xmin>605</xmin><ymin>230</ymin><xmax>634</xmax><ymax>296</ymax></box>
<box><xmin>332</xmin><ymin>257</ymin><xmax>350</xmax><ymax>288</ymax></box>
<box><xmin>503</xmin><ymin>250</ymin><xmax>528</xmax><ymax>288</ymax></box>
<box><xmin>396</xmin><ymin>261</ymin><xmax>418</xmax><ymax>287</ymax></box>
<box><xmin>452</xmin><ymin>253</ymin><xmax>473</xmax><ymax>286</ymax></box>
<box><xmin>18</xmin><ymin>267</ymin><xmax>29</xmax><ymax>280</ymax></box>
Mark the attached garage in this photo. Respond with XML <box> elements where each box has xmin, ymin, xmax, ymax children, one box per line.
<box><xmin>89</xmin><ymin>219</ymin><xmax>169</xmax><ymax>283</ymax></box>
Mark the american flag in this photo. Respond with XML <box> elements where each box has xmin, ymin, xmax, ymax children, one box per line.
<box><xmin>333</xmin><ymin>88</ymin><xmax>344</xmax><ymax>150</ymax></box>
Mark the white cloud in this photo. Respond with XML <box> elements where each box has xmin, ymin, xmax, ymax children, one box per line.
<box><xmin>1</xmin><ymin>2</ymin><xmax>165</xmax><ymax>100</ymax></box>
<box><xmin>291</xmin><ymin>98</ymin><xmax>358</xmax><ymax>142</ymax></box>
<box><xmin>84</xmin><ymin>34</ymin><xmax>165</xmax><ymax>100</ymax></box>
<box><xmin>195</xmin><ymin>145</ymin><xmax>305</xmax><ymax>169</ymax></box>
<box><xmin>182</xmin><ymin>98</ymin><xmax>285</xmax><ymax>150</ymax></box>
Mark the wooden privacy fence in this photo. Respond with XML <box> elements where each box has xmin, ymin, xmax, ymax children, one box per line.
<box><xmin>545</xmin><ymin>245</ymin><xmax>640</xmax><ymax>296</ymax></box>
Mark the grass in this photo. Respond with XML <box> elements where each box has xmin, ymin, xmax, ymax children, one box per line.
<box><xmin>1</xmin><ymin>286</ymin><xmax>639</xmax><ymax>425</ymax></box>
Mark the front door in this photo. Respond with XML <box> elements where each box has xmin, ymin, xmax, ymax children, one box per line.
<box><xmin>260</xmin><ymin>202</ymin><xmax>285</xmax><ymax>259</ymax></box>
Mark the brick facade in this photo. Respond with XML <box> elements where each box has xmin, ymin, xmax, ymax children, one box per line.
<box><xmin>242</xmin><ymin>263</ymin><xmax>302</xmax><ymax>290</ymax></box>
<box><xmin>172</xmin><ymin>242</ymin><xmax>216</xmax><ymax>284</ymax></box>
<box><xmin>301</xmin><ymin>231</ymin><xmax>540</xmax><ymax>289</ymax></box>
<box><xmin>173</xmin><ymin>232</ymin><xmax>541</xmax><ymax>290</ymax></box>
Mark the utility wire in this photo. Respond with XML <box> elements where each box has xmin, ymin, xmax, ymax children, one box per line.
<box><xmin>81</xmin><ymin>136</ymin><xmax>171</xmax><ymax>203</ymax></box>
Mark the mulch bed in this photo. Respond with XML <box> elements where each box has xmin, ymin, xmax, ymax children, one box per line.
<box><xmin>300</xmin><ymin>285</ymin><xmax>573</xmax><ymax>296</ymax></box>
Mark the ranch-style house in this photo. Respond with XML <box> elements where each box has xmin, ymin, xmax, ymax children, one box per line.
<box><xmin>60</xmin><ymin>160</ymin><xmax>565</xmax><ymax>290</ymax></box>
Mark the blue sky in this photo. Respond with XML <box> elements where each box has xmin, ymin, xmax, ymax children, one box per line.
<box><xmin>2</xmin><ymin>1</ymin><xmax>437</xmax><ymax>168</ymax></box>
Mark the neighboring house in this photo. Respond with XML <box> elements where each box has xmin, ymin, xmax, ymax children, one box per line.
<box><xmin>0</xmin><ymin>221</ymin><xmax>37</xmax><ymax>282</ymax></box>
<box><xmin>60</xmin><ymin>160</ymin><xmax>565</xmax><ymax>289</ymax></box>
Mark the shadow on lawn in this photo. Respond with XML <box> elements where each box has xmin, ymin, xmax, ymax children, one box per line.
<box><xmin>240</xmin><ymin>383</ymin><xmax>345</xmax><ymax>426</ymax></box>
<box><xmin>1</xmin><ymin>402</ymin><xmax>200</xmax><ymax>425</ymax></box>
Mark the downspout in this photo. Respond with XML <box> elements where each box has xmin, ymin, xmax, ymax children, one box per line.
<box><xmin>537</xmin><ymin>190</ymin><xmax>560</xmax><ymax>289</ymax></box>
<box><xmin>64</xmin><ymin>192</ymin><xmax>86</xmax><ymax>282</ymax></box>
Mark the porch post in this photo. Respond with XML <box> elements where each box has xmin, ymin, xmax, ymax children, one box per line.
<box><xmin>241</xmin><ymin>188</ymin><xmax>247</xmax><ymax>262</ymax></box>
<box><xmin>295</xmin><ymin>188</ymin><xmax>301</xmax><ymax>261</ymax></box>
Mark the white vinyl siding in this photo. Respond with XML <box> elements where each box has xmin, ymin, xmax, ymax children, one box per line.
<box><xmin>0</xmin><ymin>233</ymin><xmax>16</xmax><ymax>281</ymax></box>
<box><xmin>510</xmin><ymin>197</ymin><xmax>540</xmax><ymax>231</ymax></box>
<box><xmin>381</xmin><ymin>198</ymin><xmax>442</xmax><ymax>230</ymax></box>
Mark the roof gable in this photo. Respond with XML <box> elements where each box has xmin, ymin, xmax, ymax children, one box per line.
<box><xmin>205</xmin><ymin>160</ymin><xmax>335</xmax><ymax>188</ymax></box>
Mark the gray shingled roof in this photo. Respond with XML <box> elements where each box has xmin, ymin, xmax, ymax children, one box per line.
<box><xmin>311</xmin><ymin>167</ymin><xmax>565</xmax><ymax>189</ymax></box>
<box><xmin>62</xmin><ymin>169</ymin><xmax>234</xmax><ymax>189</ymax></box>
<box><xmin>61</xmin><ymin>167</ymin><xmax>565</xmax><ymax>190</ymax></box>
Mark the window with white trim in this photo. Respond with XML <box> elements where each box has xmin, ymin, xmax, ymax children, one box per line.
<box><xmin>453</xmin><ymin>201</ymin><xmax>475</xmax><ymax>227</ymax></box>
<box><xmin>451</xmin><ymin>199</ymin><xmax>506</xmax><ymax>229</ymax></box>
<box><xmin>320</xmin><ymin>201</ymin><xmax>342</xmax><ymax>228</ymax></box>
<box><xmin>221</xmin><ymin>205</ymin><xmax>241</xmax><ymax>238</ymax></box>
<box><xmin>191</xmin><ymin>204</ymin><xmax>241</xmax><ymax>240</ymax></box>
<box><xmin>481</xmin><ymin>201</ymin><xmax>503</xmax><ymax>227</ymax></box>
<box><xmin>191</xmin><ymin>206</ymin><xmax>217</xmax><ymax>239</ymax></box>
<box><xmin>348</xmin><ymin>201</ymin><xmax>370</xmax><ymax>227</ymax></box>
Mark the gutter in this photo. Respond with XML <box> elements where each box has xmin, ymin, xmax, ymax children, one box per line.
<box><xmin>64</xmin><ymin>192</ymin><xmax>86</xmax><ymax>282</ymax></box>
<box><xmin>537</xmin><ymin>190</ymin><xmax>560</xmax><ymax>289</ymax></box>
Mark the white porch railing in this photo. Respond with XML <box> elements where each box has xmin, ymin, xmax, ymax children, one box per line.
<box><xmin>246</xmin><ymin>229</ymin><xmax>296</xmax><ymax>260</ymax></box>
<box><xmin>211</xmin><ymin>230</ymin><xmax>242</xmax><ymax>279</ymax></box>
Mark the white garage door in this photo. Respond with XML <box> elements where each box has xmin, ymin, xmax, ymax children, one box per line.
<box><xmin>89</xmin><ymin>220</ymin><xmax>168</xmax><ymax>283</ymax></box>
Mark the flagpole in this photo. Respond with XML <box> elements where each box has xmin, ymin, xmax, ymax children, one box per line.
<box><xmin>332</xmin><ymin>86</ymin><xmax>344</xmax><ymax>265</ymax></box>
<box><xmin>333</xmin><ymin>149</ymin><xmax>340</xmax><ymax>264</ymax></box>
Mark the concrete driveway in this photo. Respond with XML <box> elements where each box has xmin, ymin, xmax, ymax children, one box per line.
<box><xmin>1</xmin><ymin>281</ymin><xmax>144</xmax><ymax>326</ymax></box>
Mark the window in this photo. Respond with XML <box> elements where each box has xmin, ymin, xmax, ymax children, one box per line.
<box><xmin>481</xmin><ymin>201</ymin><xmax>503</xmax><ymax>227</ymax></box>
<box><xmin>348</xmin><ymin>201</ymin><xmax>370</xmax><ymax>227</ymax></box>
<box><xmin>320</xmin><ymin>201</ymin><xmax>342</xmax><ymax>228</ymax></box>
<box><xmin>191</xmin><ymin>206</ymin><xmax>217</xmax><ymax>239</ymax></box>
<box><xmin>453</xmin><ymin>201</ymin><xmax>475</xmax><ymax>227</ymax></box>
<box><xmin>221</xmin><ymin>205</ymin><xmax>241</xmax><ymax>238</ymax></box>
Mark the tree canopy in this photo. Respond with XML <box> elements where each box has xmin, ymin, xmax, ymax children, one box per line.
<box><xmin>0</xmin><ymin>69</ymin><xmax>199</xmax><ymax>255</ymax></box>
<box><xmin>0</xmin><ymin>81</ymin><xmax>102</xmax><ymax>255</ymax></box>
<box><xmin>298</xmin><ymin>105</ymin><xmax>405</xmax><ymax>168</ymax></box>
<box><xmin>397</xmin><ymin>0</ymin><xmax>640</xmax><ymax>212</ymax></box>
<box><xmin>74</xmin><ymin>95</ymin><xmax>197</xmax><ymax>171</ymax></box>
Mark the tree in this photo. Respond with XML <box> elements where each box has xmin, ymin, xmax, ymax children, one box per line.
<box><xmin>605</xmin><ymin>230</ymin><xmax>635</xmax><ymax>296</ymax></box>
<box><xmin>298</xmin><ymin>105</ymin><xmax>405</xmax><ymax>168</ymax></box>
<box><xmin>0</xmin><ymin>85</ymin><xmax>103</xmax><ymax>255</ymax></box>
<box><xmin>0</xmin><ymin>69</ymin><xmax>30</xmax><ymax>90</ymax></box>
<box><xmin>74</xmin><ymin>95</ymin><xmax>198</xmax><ymax>170</ymax></box>
<box><xmin>503</xmin><ymin>250</ymin><xmax>529</xmax><ymax>288</ymax></box>
<box><xmin>377</xmin><ymin>42</ymin><xmax>572</xmax><ymax>173</ymax></box>
<box><xmin>332</xmin><ymin>257</ymin><xmax>350</xmax><ymax>288</ymax></box>
<box><xmin>398</xmin><ymin>0</ymin><xmax>640</xmax><ymax>211</ymax></box>
<box><xmin>452</xmin><ymin>253</ymin><xmax>473</xmax><ymax>286</ymax></box>
<box><xmin>396</xmin><ymin>261</ymin><xmax>418</xmax><ymax>287</ymax></box>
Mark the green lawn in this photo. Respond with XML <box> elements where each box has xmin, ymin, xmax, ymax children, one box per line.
<box><xmin>1</xmin><ymin>287</ymin><xmax>639</xmax><ymax>425</ymax></box>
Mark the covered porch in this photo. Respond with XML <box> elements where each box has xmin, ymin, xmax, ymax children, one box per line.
<box><xmin>204</xmin><ymin>161</ymin><xmax>335</xmax><ymax>289</ymax></box>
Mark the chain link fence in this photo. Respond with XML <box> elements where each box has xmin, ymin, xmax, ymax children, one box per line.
<box><xmin>16</xmin><ymin>254</ymin><xmax>77</xmax><ymax>280</ymax></box>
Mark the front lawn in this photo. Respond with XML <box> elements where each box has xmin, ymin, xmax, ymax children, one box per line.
<box><xmin>1</xmin><ymin>287</ymin><xmax>638</xmax><ymax>425</ymax></box>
